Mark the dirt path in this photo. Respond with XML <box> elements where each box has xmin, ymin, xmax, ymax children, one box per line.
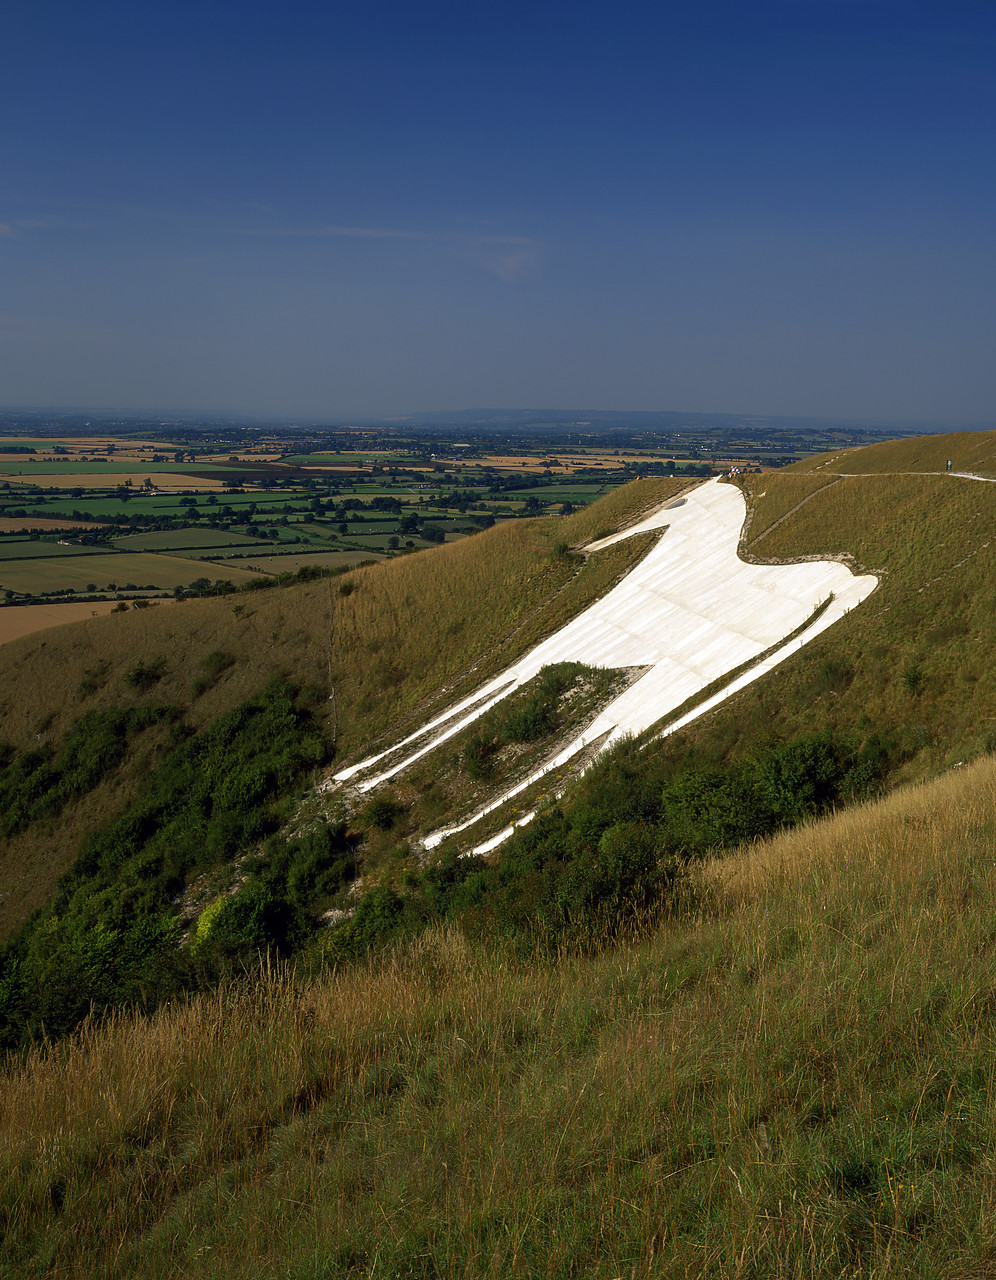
<box><xmin>743</xmin><ymin>477</ymin><xmax>841</xmax><ymax>549</ymax></box>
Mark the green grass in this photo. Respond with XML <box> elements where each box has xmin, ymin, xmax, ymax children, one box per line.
<box><xmin>114</xmin><ymin>529</ymin><xmax>273</xmax><ymax>551</ymax></box>
<box><xmin>0</xmin><ymin>552</ymin><xmax>263</xmax><ymax>595</ymax></box>
<box><xmin>0</xmin><ymin>540</ymin><xmax>114</xmax><ymax>561</ymax></box>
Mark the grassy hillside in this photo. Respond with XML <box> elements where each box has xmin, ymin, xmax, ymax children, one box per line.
<box><xmin>2</xmin><ymin>755</ymin><xmax>995</xmax><ymax>1278</ymax></box>
<box><xmin>0</xmin><ymin>479</ymin><xmax>687</xmax><ymax>939</ymax></box>
<box><xmin>788</xmin><ymin>428</ymin><xmax>996</xmax><ymax>476</ymax></box>
<box><xmin>6</xmin><ymin>435</ymin><xmax>996</xmax><ymax>1274</ymax></box>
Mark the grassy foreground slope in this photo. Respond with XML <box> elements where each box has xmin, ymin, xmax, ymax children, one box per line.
<box><xmin>0</xmin><ymin>478</ymin><xmax>686</xmax><ymax>938</ymax></box>
<box><xmin>2</xmin><ymin>755</ymin><xmax>995</xmax><ymax>1278</ymax></box>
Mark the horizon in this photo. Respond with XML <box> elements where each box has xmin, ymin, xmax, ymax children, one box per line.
<box><xmin>0</xmin><ymin>402</ymin><xmax>994</xmax><ymax>435</ymax></box>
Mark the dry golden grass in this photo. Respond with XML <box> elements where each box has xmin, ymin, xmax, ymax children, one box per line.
<box><xmin>707</xmin><ymin>751</ymin><xmax>996</xmax><ymax>902</ymax></box>
<box><xmin>789</xmin><ymin>430</ymin><xmax>996</xmax><ymax>476</ymax></box>
<box><xmin>3</xmin><ymin>755</ymin><xmax>996</xmax><ymax>1277</ymax></box>
<box><xmin>0</xmin><ymin>600</ymin><xmax>153</xmax><ymax>646</ymax></box>
<box><xmin>559</xmin><ymin>476</ymin><xmax>696</xmax><ymax>543</ymax></box>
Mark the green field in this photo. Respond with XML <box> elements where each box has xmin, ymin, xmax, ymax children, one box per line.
<box><xmin>0</xmin><ymin>440</ymin><xmax>67</xmax><ymax>451</ymax></box>
<box><xmin>12</xmin><ymin>494</ymin><xmax>300</xmax><ymax>519</ymax></box>
<box><xmin>0</xmin><ymin>540</ymin><xmax>113</xmax><ymax>561</ymax></box>
<box><xmin>168</xmin><ymin>542</ymin><xmax>318</xmax><ymax>561</ymax></box>
<box><xmin>0</xmin><ymin>552</ymin><xmax>263</xmax><ymax>594</ymax></box>
<box><xmin>499</xmin><ymin>483</ymin><xmax>608</xmax><ymax>500</ymax></box>
<box><xmin>283</xmin><ymin>451</ymin><xmax>425</xmax><ymax>465</ymax></box>
<box><xmin>114</xmin><ymin>529</ymin><xmax>273</xmax><ymax>551</ymax></box>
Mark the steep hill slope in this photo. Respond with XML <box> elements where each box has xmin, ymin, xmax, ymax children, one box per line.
<box><xmin>0</xmin><ymin>479</ymin><xmax>685</xmax><ymax>937</ymax></box>
<box><xmin>2</xmin><ymin>753</ymin><xmax>994</xmax><ymax>1278</ymax></box>
<box><xmin>3</xmin><ymin>435</ymin><xmax>996</xmax><ymax>1056</ymax></box>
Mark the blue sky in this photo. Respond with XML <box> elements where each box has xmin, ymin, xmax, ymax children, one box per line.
<box><xmin>2</xmin><ymin>0</ymin><xmax>995</xmax><ymax>422</ymax></box>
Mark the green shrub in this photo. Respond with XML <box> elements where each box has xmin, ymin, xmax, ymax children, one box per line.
<box><xmin>125</xmin><ymin>660</ymin><xmax>166</xmax><ymax>692</ymax></box>
<box><xmin>328</xmin><ymin>886</ymin><xmax>405</xmax><ymax>958</ymax></box>
<box><xmin>0</xmin><ymin>681</ymin><xmax>329</xmax><ymax>1048</ymax></box>
<box><xmin>196</xmin><ymin>880</ymin><xmax>306</xmax><ymax>959</ymax></box>
<box><xmin>363</xmin><ymin>794</ymin><xmax>404</xmax><ymax>830</ymax></box>
<box><xmin>463</xmin><ymin>734</ymin><xmax>498</xmax><ymax>780</ymax></box>
<box><xmin>201</xmin><ymin>650</ymin><xmax>236</xmax><ymax>682</ymax></box>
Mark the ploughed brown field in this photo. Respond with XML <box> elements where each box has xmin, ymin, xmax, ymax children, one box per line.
<box><xmin>0</xmin><ymin>518</ymin><xmax>109</xmax><ymax>533</ymax></box>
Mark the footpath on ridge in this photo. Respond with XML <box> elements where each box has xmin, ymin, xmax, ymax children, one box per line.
<box><xmin>333</xmin><ymin>477</ymin><xmax>879</xmax><ymax>853</ymax></box>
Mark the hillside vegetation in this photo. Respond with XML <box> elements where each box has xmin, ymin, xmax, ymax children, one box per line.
<box><xmin>0</xmin><ymin>478</ymin><xmax>685</xmax><ymax>937</ymax></box>
<box><xmin>6</xmin><ymin>435</ymin><xmax>996</xmax><ymax>1275</ymax></box>
<box><xmin>2</xmin><ymin>755</ymin><xmax>995</xmax><ymax>1278</ymax></box>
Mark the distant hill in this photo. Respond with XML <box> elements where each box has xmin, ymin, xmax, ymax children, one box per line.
<box><xmin>391</xmin><ymin>406</ymin><xmax>980</xmax><ymax>435</ymax></box>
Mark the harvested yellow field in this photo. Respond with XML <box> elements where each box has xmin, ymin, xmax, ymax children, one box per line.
<box><xmin>0</xmin><ymin>599</ymin><xmax>171</xmax><ymax>645</ymax></box>
<box><xmin>478</xmin><ymin>453</ymin><xmax>694</xmax><ymax>473</ymax></box>
<box><xmin>1</xmin><ymin>472</ymin><xmax>228</xmax><ymax>490</ymax></box>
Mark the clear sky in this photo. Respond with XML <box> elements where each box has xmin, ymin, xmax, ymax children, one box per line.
<box><xmin>2</xmin><ymin>0</ymin><xmax>995</xmax><ymax>423</ymax></box>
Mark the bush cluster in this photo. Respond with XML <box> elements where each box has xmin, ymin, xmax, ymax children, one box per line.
<box><xmin>0</xmin><ymin>705</ymin><xmax>173</xmax><ymax>837</ymax></box>
<box><xmin>0</xmin><ymin>681</ymin><xmax>330</xmax><ymax>1048</ymax></box>
<box><xmin>330</xmin><ymin>726</ymin><xmax>901</xmax><ymax>958</ymax></box>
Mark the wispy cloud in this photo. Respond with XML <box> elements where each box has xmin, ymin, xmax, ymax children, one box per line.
<box><xmin>233</xmin><ymin>223</ymin><xmax>432</xmax><ymax>240</ymax></box>
<box><xmin>0</xmin><ymin>216</ymin><xmax>98</xmax><ymax>235</ymax></box>
<box><xmin>230</xmin><ymin>222</ymin><xmax>543</xmax><ymax>278</ymax></box>
<box><xmin>472</xmin><ymin>241</ymin><xmax>540</xmax><ymax>281</ymax></box>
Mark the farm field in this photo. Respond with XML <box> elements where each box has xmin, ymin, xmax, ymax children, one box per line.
<box><xmin>114</xmin><ymin>528</ymin><xmax>273</xmax><ymax>551</ymax></box>
<box><xmin>1</xmin><ymin>472</ymin><xmax>229</xmax><ymax>490</ymax></box>
<box><xmin>0</xmin><ymin>599</ymin><xmax>170</xmax><ymax>645</ymax></box>
<box><xmin>0</xmin><ymin>552</ymin><xmax>262</xmax><ymax>594</ymax></box>
<box><xmin>287</xmin><ymin>452</ymin><xmax>424</xmax><ymax>465</ymax></box>
<box><xmin>0</xmin><ymin>542</ymin><xmax>114</xmax><ymax>561</ymax></box>
<box><xmin>500</xmin><ymin>483</ymin><xmax>608</xmax><ymax>500</ymax></box>
<box><xmin>0</xmin><ymin>517</ymin><xmax>108</xmax><ymax>533</ymax></box>
<box><xmin>0</xmin><ymin>461</ymin><xmax>234</xmax><ymax>476</ymax></box>
<box><xmin>169</xmin><ymin>543</ymin><xmax>306</xmax><ymax>561</ymax></box>
<box><xmin>19</xmin><ymin>494</ymin><xmax>277</xmax><ymax>519</ymax></box>
<box><xmin>237</xmin><ymin>550</ymin><xmax>386</xmax><ymax>573</ymax></box>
